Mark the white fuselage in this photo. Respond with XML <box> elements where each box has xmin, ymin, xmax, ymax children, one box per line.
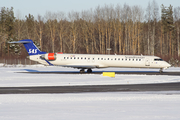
<box><xmin>29</xmin><ymin>53</ymin><xmax>171</xmax><ymax>69</ymax></box>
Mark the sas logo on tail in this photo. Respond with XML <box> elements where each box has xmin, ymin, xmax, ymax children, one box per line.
<box><xmin>28</xmin><ymin>49</ymin><xmax>38</xmax><ymax>54</ymax></box>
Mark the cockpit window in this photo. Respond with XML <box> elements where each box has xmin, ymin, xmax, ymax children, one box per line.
<box><xmin>154</xmin><ymin>59</ymin><xmax>163</xmax><ymax>61</ymax></box>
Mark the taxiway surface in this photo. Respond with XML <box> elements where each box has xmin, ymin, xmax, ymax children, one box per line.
<box><xmin>1</xmin><ymin>82</ymin><xmax>180</xmax><ymax>94</ymax></box>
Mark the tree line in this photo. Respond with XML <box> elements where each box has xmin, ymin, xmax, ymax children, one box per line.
<box><xmin>0</xmin><ymin>1</ymin><xmax>180</xmax><ymax>62</ymax></box>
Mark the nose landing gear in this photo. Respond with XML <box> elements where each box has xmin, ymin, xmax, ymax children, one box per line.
<box><xmin>159</xmin><ymin>68</ymin><xmax>163</xmax><ymax>73</ymax></box>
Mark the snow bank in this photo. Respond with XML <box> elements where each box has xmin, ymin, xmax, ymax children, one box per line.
<box><xmin>0</xmin><ymin>92</ymin><xmax>180</xmax><ymax>120</ymax></box>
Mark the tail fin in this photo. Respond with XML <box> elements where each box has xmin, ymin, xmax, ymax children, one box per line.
<box><xmin>9</xmin><ymin>39</ymin><xmax>46</xmax><ymax>55</ymax></box>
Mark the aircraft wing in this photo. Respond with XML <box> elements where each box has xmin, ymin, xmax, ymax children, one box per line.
<box><xmin>61</xmin><ymin>65</ymin><xmax>98</xmax><ymax>69</ymax></box>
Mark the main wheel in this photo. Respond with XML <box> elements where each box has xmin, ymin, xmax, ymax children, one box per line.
<box><xmin>80</xmin><ymin>69</ymin><xmax>85</xmax><ymax>73</ymax></box>
<box><xmin>87</xmin><ymin>69</ymin><xmax>92</xmax><ymax>73</ymax></box>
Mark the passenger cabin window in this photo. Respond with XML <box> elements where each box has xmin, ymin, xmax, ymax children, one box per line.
<box><xmin>154</xmin><ymin>59</ymin><xmax>163</xmax><ymax>61</ymax></box>
<box><xmin>118</xmin><ymin>58</ymin><xmax>120</xmax><ymax>60</ymax></box>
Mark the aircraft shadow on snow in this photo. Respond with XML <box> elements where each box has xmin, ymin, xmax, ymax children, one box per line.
<box><xmin>22</xmin><ymin>69</ymin><xmax>158</xmax><ymax>74</ymax></box>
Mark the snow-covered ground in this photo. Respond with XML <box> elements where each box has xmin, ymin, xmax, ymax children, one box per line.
<box><xmin>1</xmin><ymin>92</ymin><xmax>180</xmax><ymax>120</ymax></box>
<box><xmin>0</xmin><ymin>66</ymin><xmax>180</xmax><ymax>120</ymax></box>
<box><xmin>0</xmin><ymin>66</ymin><xmax>180</xmax><ymax>87</ymax></box>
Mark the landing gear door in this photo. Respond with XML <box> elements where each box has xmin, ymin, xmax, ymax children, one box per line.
<box><xmin>145</xmin><ymin>58</ymin><xmax>150</xmax><ymax>66</ymax></box>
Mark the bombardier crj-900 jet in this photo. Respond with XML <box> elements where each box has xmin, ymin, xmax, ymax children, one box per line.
<box><xmin>10</xmin><ymin>39</ymin><xmax>171</xmax><ymax>73</ymax></box>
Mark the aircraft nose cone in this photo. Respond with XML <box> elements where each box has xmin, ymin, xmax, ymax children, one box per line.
<box><xmin>167</xmin><ymin>63</ymin><xmax>171</xmax><ymax>68</ymax></box>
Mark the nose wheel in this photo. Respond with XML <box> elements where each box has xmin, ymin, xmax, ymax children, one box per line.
<box><xmin>159</xmin><ymin>68</ymin><xmax>163</xmax><ymax>73</ymax></box>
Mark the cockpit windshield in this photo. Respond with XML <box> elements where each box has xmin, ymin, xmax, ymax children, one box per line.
<box><xmin>154</xmin><ymin>58</ymin><xmax>163</xmax><ymax>61</ymax></box>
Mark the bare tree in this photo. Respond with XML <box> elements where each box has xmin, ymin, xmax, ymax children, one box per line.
<box><xmin>68</xmin><ymin>11</ymin><xmax>79</xmax><ymax>53</ymax></box>
<box><xmin>94</xmin><ymin>6</ymin><xmax>102</xmax><ymax>53</ymax></box>
<box><xmin>146</xmin><ymin>2</ymin><xmax>152</xmax><ymax>55</ymax></box>
<box><xmin>45</xmin><ymin>11</ymin><xmax>57</xmax><ymax>53</ymax></box>
<box><xmin>137</xmin><ymin>6</ymin><xmax>144</xmax><ymax>55</ymax></box>
<box><xmin>57</xmin><ymin>11</ymin><xmax>66</xmax><ymax>52</ymax></box>
<box><xmin>115</xmin><ymin>4</ymin><xmax>122</xmax><ymax>54</ymax></box>
<box><xmin>151</xmin><ymin>0</ymin><xmax>159</xmax><ymax>55</ymax></box>
<box><xmin>88</xmin><ymin>9</ymin><xmax>97</xmax><ymax>54</ymax></box>
<box><xmin>174</xmin><ymin>7</ymin><xmax>180</xmax><ymax>57</ymax></box>
<box><xmin>81</xmin><ymin>10</ymin><xmax>90</xmax><ymax>53</ymax></box>
<box><xmin>122</xmin><ymin>4</ymin><xmax>131</xmax><ymax>54</ymax></box>
<box><xmin>35</xmin><ymin>15</ymin><xmax>44</xmax><ymax>51</ymax></box>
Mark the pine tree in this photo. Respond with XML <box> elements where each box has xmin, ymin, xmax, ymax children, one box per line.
<box><xmin>0</xmin><ymin>7</ymin><xmax>19</xmax><ymax>57</ymax></box>
<box><xmin>161</xmin><ymin>4</ymin><xmax>175</xmax><ymax>56</ymax></box>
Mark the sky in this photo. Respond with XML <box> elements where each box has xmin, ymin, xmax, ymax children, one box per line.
<box><xmin>0</xmin><ymin>0</ymin><xmax>179</xmax><ymax>19</ymax></box>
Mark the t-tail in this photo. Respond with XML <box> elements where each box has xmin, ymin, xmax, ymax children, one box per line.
<box><xmin>9</xmin><ymin>39</ymin><xmax>46</xmax><ymax>55</ymax></box>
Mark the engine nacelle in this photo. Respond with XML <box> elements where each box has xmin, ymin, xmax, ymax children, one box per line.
<box><xmin>40</xmin><ymin>53</ymin><xmax>56</xmax><ymax>61</ymax></box>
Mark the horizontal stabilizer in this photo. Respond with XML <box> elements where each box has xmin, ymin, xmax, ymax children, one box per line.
<box><xmin>9</xmin><ymin>41</ymin><xmax>32</xmax><ymax>44</ymax></box>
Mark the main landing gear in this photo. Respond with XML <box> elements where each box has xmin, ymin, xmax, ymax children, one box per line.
<box><xmin>87</xmin><ymin>69</ymin><xmax>92</xmax><ymax>73</ymax></box>
<box><xmin>80</xmin><ymin>69</ymin><xmax>85</xmax><ymax>73</ymax></box>
<box><xmin>80</xmin><ymin>69</ymin><xmax>92</xmax><ymax>73</ymax></box>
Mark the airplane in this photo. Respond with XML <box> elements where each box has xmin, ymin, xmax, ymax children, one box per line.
<box><xmin>9</xmin><ymin>39</ymin><xmax>171</xmax><ymax>73</ymax></box>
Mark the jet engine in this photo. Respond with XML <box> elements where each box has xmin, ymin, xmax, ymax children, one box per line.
<box><xmin>40</xmin><ymin>53</ymin><xmax>56</xmax><ymax>61</ymax></box>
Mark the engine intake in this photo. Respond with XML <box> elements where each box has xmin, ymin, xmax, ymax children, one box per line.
<box><xmin>40</xmin><ymin>53</ymin><xmax>56</xmax><ymax>61</ymax></box>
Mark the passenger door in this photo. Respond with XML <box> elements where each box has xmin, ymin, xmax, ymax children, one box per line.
<box><xmin>145</xmin><ymin>58</ymin><xmax>150</xmax><ymax>66</ymax></box>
